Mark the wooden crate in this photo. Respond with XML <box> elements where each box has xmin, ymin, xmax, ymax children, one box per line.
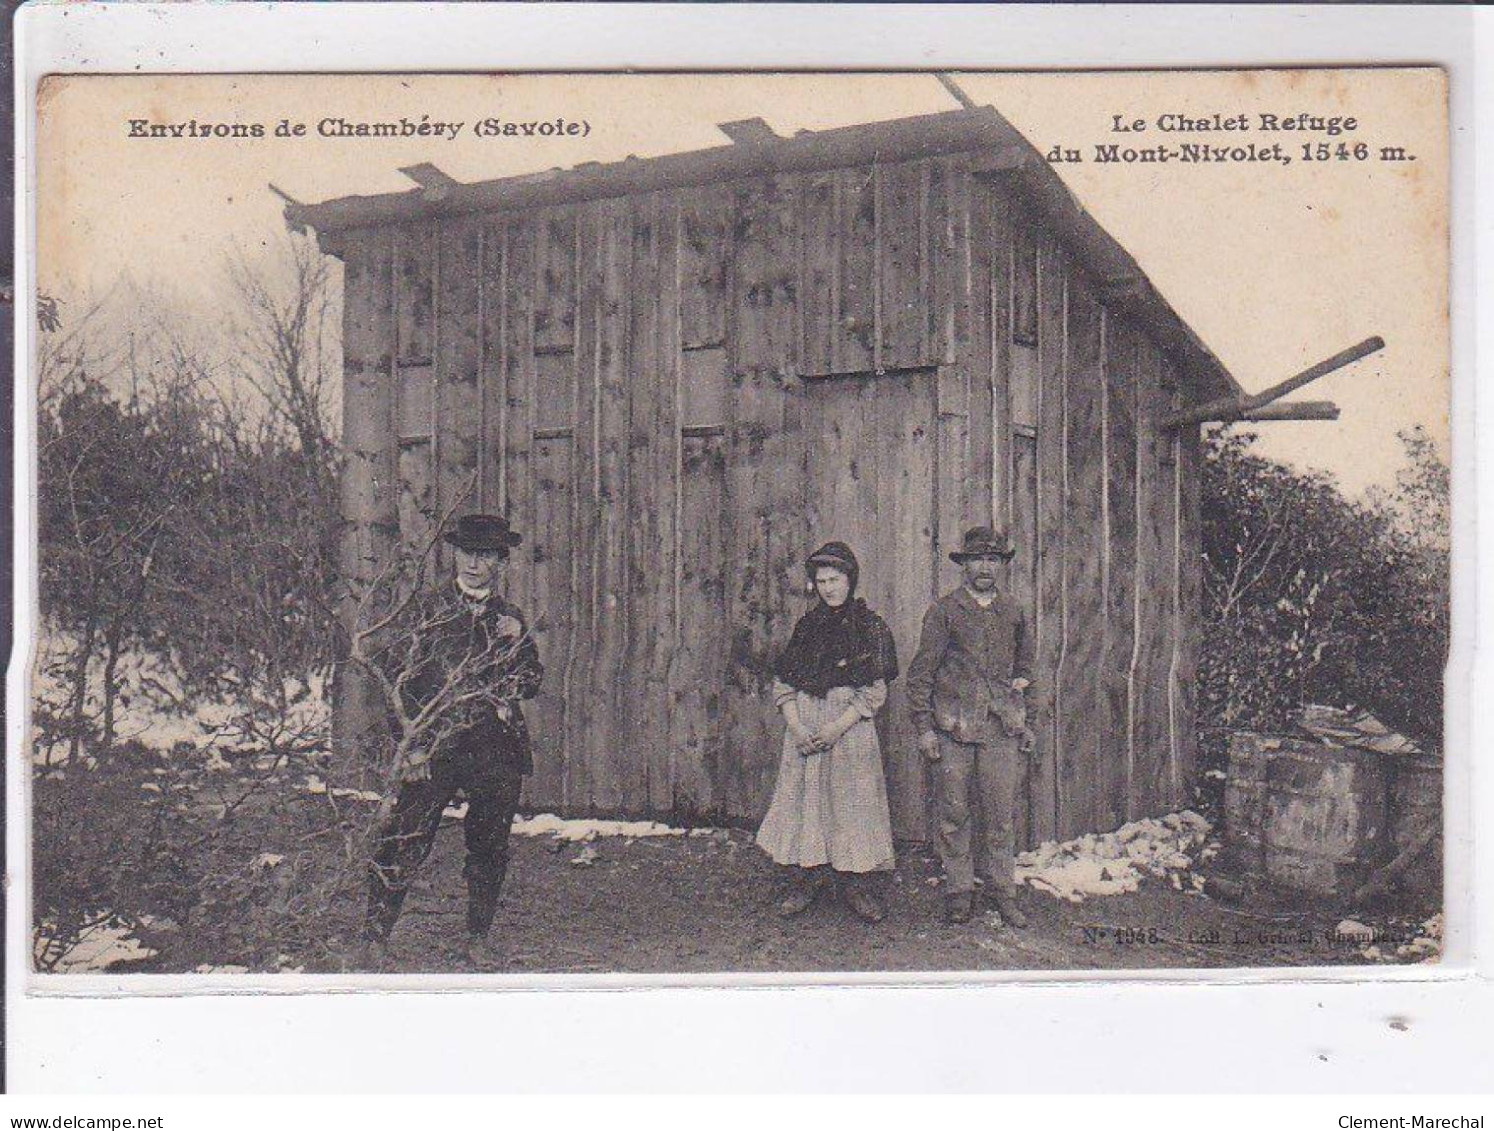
<box><xmin>1263</xmin><ymin>742</ymin><xmax>1388</xmax><ymax>898</ymax></box>
<box><xmin>1225</xmin><ymin>731</ymin><xmax>1392</xmax><ymax>900</ymax></box>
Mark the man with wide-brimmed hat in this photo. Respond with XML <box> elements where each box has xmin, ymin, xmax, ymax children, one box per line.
<box><xmin>906</xmin><ymin>526</ymin><xmax>1035</xmax><ymax>927</ymax></box>
<box><xmin>362</xmin><ymin>513</ymin><xmax>542</xmax><ymax>967</ymax></box>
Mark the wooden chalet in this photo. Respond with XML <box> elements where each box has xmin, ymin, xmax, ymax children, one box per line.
<box><xmin>288</xmin><ymin>104</ymin><xmax>1345</xmax><ymax>845</ymax></box>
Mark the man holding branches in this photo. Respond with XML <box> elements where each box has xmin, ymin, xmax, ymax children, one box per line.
<box><xmin>360</xmin><ymin>513</ymin><xmax>542</xmax><ymax>967</ymax></box>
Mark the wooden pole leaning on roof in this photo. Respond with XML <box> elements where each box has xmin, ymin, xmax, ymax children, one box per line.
<box><xmin>267</xmin><ymin>183</ymin><xmax>303</xmax><ymax>207</ymax></box>
<box><xmin>936</xmin><ymin>72</ymin><xmax>979</xmax><ymax>110</ymax></box>
<box><xmin>1231</xmin><ymin>401</ymin><xmax>1340</xmax><ymax>423</ymax></box>
<box><xmin>1162</xmin><ymin>335</ymin><xmax>1384</xmax><ymax>430</ymax></box>
<box><xmin>271</xmin><ymin>183</ymin><xmax>309</xmax><ymax>235</ymax></box>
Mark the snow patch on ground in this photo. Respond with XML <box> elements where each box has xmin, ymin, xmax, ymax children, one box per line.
<box><xmin>302</xmin><ymin>775</ymin><xmax>382</xmax><ymax>803</ymax></box>
<box><xmin>289</xmin><ymin>781</ymin><xmax>719</xmax><ymax>842</ymax></box>
<box><xmin>511</xmin><ymin>813</ymin><xmax>712</xmax><ymax>841</ymax></box>
<box><xmin>31</xmin><ymin>629</ymin><xmax>330</xmax><ymax>763</ymax></box>
<box><xmin>1015</xmin><ymin>811</ymin><xmax>1212</xmax><ymax>903</ymax></box>
<box><xmin>37</xmin><ymin>919</ymin><xmax>159</xmax><ymax>973</ymax></box>
<box><xmin>1358</xmin><ymin>913</ymin><xmax>1443</xmax><ymax>964</ymax></box>
<box><xmin>1395</xmin><ymin>914</ymin><xmax>1443</xmax><ymax>963</ymax></box>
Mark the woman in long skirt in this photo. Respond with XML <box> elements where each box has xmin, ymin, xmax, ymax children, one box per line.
<box><xmin>756</xmin><ymin>541</ymin><xmax>900</xmax><ymax>923</ymax></box>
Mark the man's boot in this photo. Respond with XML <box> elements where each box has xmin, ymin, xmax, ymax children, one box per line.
<box><xmin>465</xmin><ymin>877</ymin><xmax>504</xmax><ymax>966</ymax></box>
<box><xmin>359</xmin><ymin>903</ymin><xmax>401</xmax><ymax>970</ymax></box>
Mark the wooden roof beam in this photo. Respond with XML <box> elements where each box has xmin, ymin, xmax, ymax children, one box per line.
<box><xmin>399</xmin><ymin>162</ymin><xmax>460</xmax><ymax>190</ymax></box>
<box><xmin>285</xmin><ymin>107</ymin><xmax>1022</xmax><ymax>233</ymax></box>
<box><xmin>1163</xmin><ymin>336</ymin><xmax>1383</xmax><ymax>429</ymax></box>
<box><xmin>717</xmin><ymin>117</ymin><xmax>779</xmax><ymax>145</ymax></box>
<box><xmin>1228</xmin><ymin>400</ymin><xmax>1340</xmax><ymax>423</ymax></box>
<box><xmin>967</xmin><ymin>150</ymin><xmax>1034</xmax><ymax>177</ymax></box>
<box><xmin>270</xmin><ymin>183</ymin><xmax>312</xmax><ymax>237</ymax></box>
<box><xmin>936</xmin><ymin>73</ymin><xmax>979</xmax><ymax>110</ymax></box>
<box><xmin>398</xmin><ymin>162</ymin><xmax>461</xmax><ymax>204</ymax></box>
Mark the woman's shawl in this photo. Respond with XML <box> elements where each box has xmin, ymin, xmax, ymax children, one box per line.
<box><xmin>773</xmin><ymin>597</ymin><xmax>899</xmax><ymax>698</ymax></box>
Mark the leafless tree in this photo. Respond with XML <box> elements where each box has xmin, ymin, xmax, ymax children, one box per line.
<box><xmin>223</xmin><ymin>231</ymin><xmax>340</xmax><ymax>478</ymax></box>
<box><xmin>35</xmin><ymin>289</ymin><xmax>187</xmax><ymax>760</ymax></box>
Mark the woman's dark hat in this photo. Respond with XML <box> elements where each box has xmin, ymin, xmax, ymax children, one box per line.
<box><xmin>949</xmin><ymin>526</ymin><xmax>1015</xmax><ymax>563</ymax></box>
<box><xmin>444</xmin><ymin>513</ymin><xmax>523</xmax><ymax>554</ymax></box>
<box><xmin>805</xmin><ymin>541</ymin><xmax>859</xmax><ymax>578</ymax></box>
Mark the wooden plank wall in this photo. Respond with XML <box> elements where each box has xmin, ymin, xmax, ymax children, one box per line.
<box><xmin>1100</xmin><ymin>320</ymin><xmax>1139</xmax><ymax>834</ymax></box>
<box><xmin>1171</xmin><ymin>365</ymin><xmax>1203</xmax><ymax>807</ymax></box>
<box><xmin>1030</xmin><ymin>235</ymin><xmax>1066</xmax><ymax>845</ymax></box>
<box><xmin>979</xmin><ymin>176</ymin><xmax>1022</xmax><ymax>848</ymax></box>
<box><xmin>671</xmin><ymin>187</ymin><xmax>732</xmax><ymax>815</ymax></box>
<box><xmin>1058</xmin><ymin>267</ymin><xmax>1106</xmax><ymax>839</ymax></box>
<box><xmin>332</xmin><ymin>231</ymin><xmax>396</xmax><ymax>776</ymax></box>
<box><xmin>721</xmin><ymin>173</ymin><xmax>805</xmax><ymax>821</ymax></box>
<box><xmin>1132</xmin><ymin>345</ymin><xmax>1177</xmax><ymax>817</ymax></box>
<box><xmin>436</xmin><ymin>219</ymin><xmax>480</xmax><ymax>527</ymax></box>
<box><xmin>1003</xmin><ymin>201</ymin><xmax>1041</xmax><ymax>850</ymax></box>
<box><xmin>980</xmin><ymin>178</ymin><xmax>1197</xmax><ymax>845</ymax></box>
<box><xmin>334</xmin><ymin>152</ymin><xmax>1205</xmax><ymax>837</ymax></box>
<box><xmin>393</xmin><ymin>223</ymin><xmax>437</xmax><ymax>576</ymax></box>
<box><xmin>628</xmin><ymin>193</ymin><xmax>682</xmax><ymax>813</ymax></box>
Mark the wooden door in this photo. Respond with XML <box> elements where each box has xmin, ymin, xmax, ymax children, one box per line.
<box><xmin>803</xmin><ymin>371</ymin><xmax>938</xmax><ymax>840</ymax></box>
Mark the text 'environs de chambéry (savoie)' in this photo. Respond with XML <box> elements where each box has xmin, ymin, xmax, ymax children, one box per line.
<box><xmin>126</xmin><ymin>116</ymin><xmax>591</xmax><ymax>141</ymax></box>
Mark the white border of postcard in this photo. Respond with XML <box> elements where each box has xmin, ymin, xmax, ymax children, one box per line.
<box><xmin>9</xmin><ymin>1</ymin><xmax>1491</xmax><ymax>1093</ymax></box>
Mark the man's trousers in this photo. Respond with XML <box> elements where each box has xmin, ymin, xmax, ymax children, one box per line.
<box><xmin>365</xmin><ymin>744</ymin><xmax>524</xmax><ymax>942</ymax></box>
<box><xmin>933</xmin><ymin>730</ymin><xmax>1021</xmax><ymax>897</ymax></box>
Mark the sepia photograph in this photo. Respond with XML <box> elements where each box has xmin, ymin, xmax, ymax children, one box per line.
<box><xmin>25</xmin><ymin>68</ymin><xmax>1449</xmax><ymax>980</ymax></box>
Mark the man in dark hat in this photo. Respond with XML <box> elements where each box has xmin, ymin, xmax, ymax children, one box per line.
<box><xmin>361</xmin><ymin>513</ymin><xmax>542</xmax><ymax>967</ymax></box>
<box><xmin>906</xmin><ymin>526</ymin><xmax>1034</xmax><ymax>927</ymax></box>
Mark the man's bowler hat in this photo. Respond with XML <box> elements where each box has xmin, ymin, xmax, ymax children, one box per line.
<box><xmin>949</xmin><ymin>526</ymin><xmax>1015</xmax><ymax>563</ymax></box>
<box><xmin>444</xmin><ymin>513</ymin><xmax>523</xmax><ymax>554</ymax></box>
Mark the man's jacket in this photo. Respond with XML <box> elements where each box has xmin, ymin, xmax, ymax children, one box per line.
<box><xmin>392</xmin><ymin>585</ymin><xmax>543</xmax><ymax>775</ymax></box>
<box><xmin>905</xmin><ymin>587</ymin><xmax>1033</xmax><ymax>744</ymax></box>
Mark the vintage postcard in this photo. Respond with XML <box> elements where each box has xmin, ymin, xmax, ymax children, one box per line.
<box><xmin>26</xmin><ymin>69</ymin><xmax>1449</xmax><ymax>981</ymax></box>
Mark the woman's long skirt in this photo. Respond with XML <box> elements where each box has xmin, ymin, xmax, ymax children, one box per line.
<box><xmin>755</xmin><ymin>686</ymin><xmax>895</xmax><ymax>873</ymax></box>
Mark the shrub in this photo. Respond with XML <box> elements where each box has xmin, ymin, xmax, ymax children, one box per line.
<box><xmin>1200</xmin><ymin>426</ymin><xmax>1448</xmax><ymax>750</ymax></box>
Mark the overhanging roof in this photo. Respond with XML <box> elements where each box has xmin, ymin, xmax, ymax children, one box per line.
<box><xmin>286</xmin><ymin>105</ymin><xmax>1243</xmax><ymax>402</ymax></box>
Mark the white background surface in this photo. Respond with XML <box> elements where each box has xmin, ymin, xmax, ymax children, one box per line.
<box><xmin>9</xmin><ymin>3</ymin><xmax>1490</xmax><ymax>1093</ymax></box>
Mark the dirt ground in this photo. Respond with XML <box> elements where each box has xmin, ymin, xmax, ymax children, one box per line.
<box><xmin>302</xmin><ymin>820</ymin><xmax>1430</xmax><ymax>976</ymax></box>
